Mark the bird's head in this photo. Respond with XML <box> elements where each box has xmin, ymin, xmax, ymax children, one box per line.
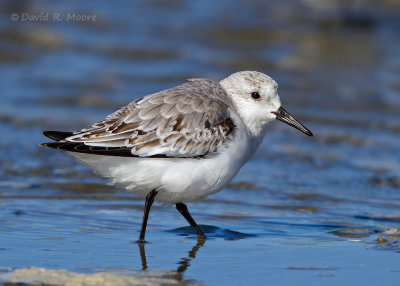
<box><xmin>220</xmin><ymin>71</ymin><xmax>313</xmax><ymax>137</ymax></box>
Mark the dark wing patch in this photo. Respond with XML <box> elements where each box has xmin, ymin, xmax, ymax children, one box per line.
<box><xmin>40</xmin><ymin>142</ymin><xmax>199</xmax><ymax>158</ymax></box>
<box><xmin>43</xmin><ymin>131</ymin><xmax>74</xmax><ymax>141</ymax></box>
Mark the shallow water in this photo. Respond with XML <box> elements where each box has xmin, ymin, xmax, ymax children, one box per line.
<box><xmin>1</xmin><ymin>0</ymin><xmax>400</xmax><ymax>285</ymax></box>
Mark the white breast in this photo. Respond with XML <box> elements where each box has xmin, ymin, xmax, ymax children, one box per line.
<box><xmin>69</xmin><ymin>116</ymin><xmax>259</xmax><ymax>203</ymax></box>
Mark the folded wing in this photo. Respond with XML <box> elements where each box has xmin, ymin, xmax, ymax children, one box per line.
<box><xmin>41</xmin><ymin>79</ymin><xmax>236</xmax><ymax>158</ymax></box>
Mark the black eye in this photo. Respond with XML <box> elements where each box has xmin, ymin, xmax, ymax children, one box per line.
<box><xmin>251</xmin><ymin>92</ymin><xmax>261</xmax><ymax>100</ymax></box>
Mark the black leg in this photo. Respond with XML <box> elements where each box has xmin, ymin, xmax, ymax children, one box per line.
<box><xmin>176</xmin><ymin>203</ymin><xmax>206</xmax><ymax>240</ymax></box>
<box><xmin>137</xmin><ymin>189</ymin><xmax>158</xmax><ymax>243</ymax></box>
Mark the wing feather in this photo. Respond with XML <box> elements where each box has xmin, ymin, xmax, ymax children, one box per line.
<box><xmin>43</xmin><ymin>79</ymin><xmax>236</xmax><ymax>158</ymax></box>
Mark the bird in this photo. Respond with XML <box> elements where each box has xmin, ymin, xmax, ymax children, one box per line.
<box><xmin>41</xmin><ymin>71</ymin><xmax>313</xmax><ymax>243</ymax></box>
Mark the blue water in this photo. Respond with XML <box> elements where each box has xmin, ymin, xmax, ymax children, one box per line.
<box><xmin>1</xmin><ymin>0</ymin><xmax>400</xmax><ymax>285</ymax></box>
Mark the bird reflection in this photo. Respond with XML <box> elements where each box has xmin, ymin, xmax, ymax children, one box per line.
<box><xmin>176</xmin><ymin>239</ymin><xmax>205</xmax><ymax>273</ymax></box>
<box><xmin>137</xmin><ymin>238</ymin><xmax>205</xmax><ymax>272</ymax></box>
<box><xmin>138</xmin><ymin>242</ymin><xmax>148</xmax><ymax>270</ymax></box>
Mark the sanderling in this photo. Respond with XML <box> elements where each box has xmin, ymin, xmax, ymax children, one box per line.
<box><xmin>41</xmin><ymin>71</ymin><xmax>312</xmax><ymax>242</ymax></box>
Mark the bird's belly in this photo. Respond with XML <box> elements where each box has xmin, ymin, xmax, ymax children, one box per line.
<box><xmin>157</xmin><ymin>130</ymin><xmax>255</xmax><ymax>202</ymax></box>
<box><xmin>157</xmin><ymin>155</ymin><xmax>242</xmax><ymax>202</ymax></box>
<box><xmin>68</xmin><ymin>128</ymin><xmax>255</xmax><ymax>203</ymax></box>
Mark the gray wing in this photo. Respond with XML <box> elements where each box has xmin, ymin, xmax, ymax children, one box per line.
<box><xmin>49</xmin><ymin>79</ymin><xmax>236</xmax><ymax>158</ymax></box>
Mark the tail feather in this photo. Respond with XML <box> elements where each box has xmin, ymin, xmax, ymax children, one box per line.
<box><xmin>40</xmin><ymin>141</ymin><xmax>134</xmax><ymax>157</ymax></box>
<box><xmin>41</xmin><ymin>129</ymin><xmax>134</xmax><ymax>156</ymax></box>
<box><xmin>43</xmin><ymin>131</ymin><xmax>74</xmax><ymax>141</ymax></box>
<box><xmin>41</xmin><ymin>131</ymin><xmax>171</xmax><ymax>158</ymax></box>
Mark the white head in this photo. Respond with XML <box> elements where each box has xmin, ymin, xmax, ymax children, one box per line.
<box><xmin>220</xmin><ymin>71</ymin><xmax>312</xmax><ymax>138</ymax></box>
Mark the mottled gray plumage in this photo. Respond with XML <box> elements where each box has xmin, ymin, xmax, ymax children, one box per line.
<box><xmin>55</xmin><ymin>79</ymin><xmax>236</xmax><ymax>158</ymax></box>
<box><xmin>40</xmin><ymin>71</ymin><xmax>313</xmax><ymax>241</ymax></box>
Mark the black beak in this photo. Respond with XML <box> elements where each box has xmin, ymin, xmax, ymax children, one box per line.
<box><xmin>272</xmin><ymin>106</ymin><xmax>313</xmax><ymax>137</ymax></box>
